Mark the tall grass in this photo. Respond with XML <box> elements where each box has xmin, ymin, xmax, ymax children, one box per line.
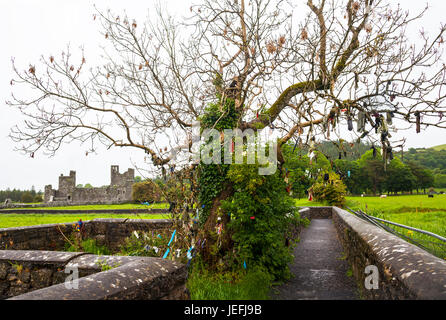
<box><xmin>187</xmin><ymin>263</ymin><xmax>272</xmax><ymax>300</ymax></box>
<box><xmin>344</xmin><ymin>194</ymin><xmax>446</xmax><ymax>259</ymax></box>
<box><xmin>380</xmin><ymin>211</ymin><xmax>446</xmax><ymax>239</ymax></box>
<box><xmin>373</xmin><ymin>212</ymin><xmax>446</xmax><ymax>260</ymax></box>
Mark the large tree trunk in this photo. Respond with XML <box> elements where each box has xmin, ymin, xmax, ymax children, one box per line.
<box><xmin>199</xmin><ymin>182</ymin><xmax>234</xmax><ymax>265</ymax></box>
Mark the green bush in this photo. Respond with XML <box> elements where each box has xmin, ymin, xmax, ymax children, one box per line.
<box><xmin>187</xmin><ymin>259</ymin><xmax>272</xmax><ymax>300</ymax></box>
<box><xmin>221</xmin><ymin>163</ymin><xmax>303</xmax><ymax>281</ymax></box>
<box><xmin>132</xmin><ymin>180</ymin><xmax>161</xmax><ymax>203</ymax></box>
<box><xmin>434</xmin><ymin>174</ymin><xmax>446</xmax><ymax>188</ymax></box>
<box><xmin>20</xmin><ymin>192</ymin><xmax>34</xmax><ymax>203</ymax></box>
<box><xmin>33</xmin><ymin>195</ymin><xmax>43</xmax><ymax>203</ymax></box>
<box><xmin>311</xmin><ymin>172</ymin><xmax>347</xmax><ymax>207</ymax></box>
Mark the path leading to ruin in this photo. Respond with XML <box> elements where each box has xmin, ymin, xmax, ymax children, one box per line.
<box><xmin>271</xmin><ymin>219</ymin><xmax>359</xmax><ymax>300</ymax></box>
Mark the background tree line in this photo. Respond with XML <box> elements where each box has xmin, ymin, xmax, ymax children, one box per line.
<box><xmin>0</xmin><ymin>186</ymin><xmax>43</xmax><ymax>203</ymax></box>
<box><xmin>282</xmin><ymin>141</ymin><xmax>444</xmax><ymax>197</ymax></box>
<box><xmin>134</xmin><ymin>141</ymin><xmax>445</xmax><ymax>202</ymax></box>
<box><xmin>404</xmin><ymin>146</ymin><xmax>446</xmax><ymax>189</ymax></box>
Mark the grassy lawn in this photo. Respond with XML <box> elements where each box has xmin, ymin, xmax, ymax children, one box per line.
<box><xmin>187</xmin><ymin>265</ymin><xmax>272</xmax><ymax>300</ymax></box>
<box><xmin>1</xmin><ymin>203</ymin><xmax>169</xmax><ymax>211</ymax></box>
<box><xmin>295</xmin><ymin>194</ymin><xmax>446</xmax><ymax>239</ymax></box>
<box><xmin>294</xmin><ymin>198</ymin><xmax>326</xmax><ymax>207</ymax></box>
<box><xmin>431</xmin><ymin>144</ymin><xmax>446</xmax><ymax>151</ymax></box>
<box><xmin>3</xmin><ymin>195</ymin><xmax>446</xmax><ymax>242</ymax></box>
<box><xmin>0</xmin><ymin>213</ymin><xmax>170</xmax><ymax>228</ymax></box>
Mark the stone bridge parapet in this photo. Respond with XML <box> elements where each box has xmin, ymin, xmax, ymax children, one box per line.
<box><xmin>297</xmin><ymin>206</ymin><xmax>446</xmax><ymax>299</ymax></box>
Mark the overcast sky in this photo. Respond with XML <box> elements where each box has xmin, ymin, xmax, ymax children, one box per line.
<box><xmin>1</xmin><ymin>0</ymin><xmax>446</xmax><ymax>191</ymax></box>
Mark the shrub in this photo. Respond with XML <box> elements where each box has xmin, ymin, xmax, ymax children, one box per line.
<box><xmin>311</xmin><ymin>172</ymin><xmax>347</xmax><ymax>207</ymax></box>
<box><xmin>132</xmin><ymin>180</ymin><xmax>161</xmax><ymax>203</ymax></box>
<box><xmin>20</xmin><ymin>192</ymin><xmax>34</xmax><ymax>203</ymax></box>
<box><xmin>187</xmin><ymin>260</ymin><xmax>272</xmax><ymax>300</ymax></box>
<box><xmin>33</xmin><ymin>195</ymin><xmax>43</xmax><ymax>203</ymax></box>
<box><xmin>118</xmin><ymin>230</ymin><xmax>177</xmax><ymax>259</ymax></box>
<box><xmin>221</xmin><ymin>163</ymin><xmax>303</xmax><ymax>281</ymax></box>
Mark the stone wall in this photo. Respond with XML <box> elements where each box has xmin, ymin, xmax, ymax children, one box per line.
<box><xmin>0</xmin><ymin>208</ymin><xmax>168</xmax><ymax>214</ymax></box>
<box><xmin>0</xmin><ymin>250</ymin><xmax>188</xmax><ymax>300</ymax></box>
<box><xmin>111</xmin><ymin>165</ymin><xmax>135</xmax><ymax>188</ymax></box>
<box><xmin>0</xmin><ymin>219</ymin><xmax>172</xmax><ymax>252</ymax></box>
<box><xmin>288</xmin><ymin>206</ymin><xmax>334</xmax><ymax>240</ymax></box>
<box><xmin>5</xmin><ymin>207</ymin><xmax>445</xmax><ymax>300</ymax></box>
<box><xmin>331</xmin><ymin>207</ymin><xmax>446</xmax><ymax>300</ymax></box>
<box><xmin>84</xmin><ymin>219</ymin><xmax>173</xmax><ymax>251</ymax></box>
<box><xmin>0</xmin><ymin>219</ymin><xmax>186</xmax><ymax>300</ymax></box>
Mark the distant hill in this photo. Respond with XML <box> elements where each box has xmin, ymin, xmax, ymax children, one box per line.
<box><xmin>312</xmin><ymin>140</ymin><xmax>373</xmax><ymax>161</ymax></box>
<box><xmin>431</xmin><ymin>144</ymin><xmax>446</xmax><ymax>151</ymax></box>
<box><xmin>404</xmin><ymin>146</ymin><xmax>446</xmax><ymax>174</ymax></box>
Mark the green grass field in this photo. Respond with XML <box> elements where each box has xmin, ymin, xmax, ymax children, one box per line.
<box><xmin>1</xmin><ymin>203</ymin><xmax>169</xmax><ymax>211</ymax></box>
<box><xmin>2</xmin><ymin>195</ymin><xmax>446</xmax><ymax>240</ymax></box>
<box><xmin>0</xmin><ymin>213</ymin><xmax>170</xmax><ymax>228</ymax></box>
<box><xmin>0</xmin><ymin>202</ymin><xmax>171</xmax><ymax>228</ymax></box>
<box><xmin>296</xmin><ymin>194</ymin><xmax>446</xmax><ymax>238</ymax></box>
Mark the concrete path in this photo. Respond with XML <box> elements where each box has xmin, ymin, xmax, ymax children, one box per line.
<box><xmin>271</xmin><ymin>219</ymin><xmax>359</xmax><ymax>300</ymax></box>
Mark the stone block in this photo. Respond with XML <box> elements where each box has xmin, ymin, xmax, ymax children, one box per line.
<box><xmin>9</xmin><ymin>255</ymin><xmax>188</xmax><ymax>300</ymax></box>
<box><xmin>0</xmin><ymin>262</ymin><xmax>8</xmax><ymax>280</ymax></box>
<box><xmin>18</xmin><ymin>270</ymin><xmax>31</xmax><ymax>283</ymax></box>
<box><xmin>0</xmin><ymin>281</ymin><xmax>9</xmax><ymax>296</ymax></box>
<box><xmin>30</xmin><ymin>268</ymin><xmax>53</xmax><ymax>289</ymax></box>
<box><xmin>7</xmin><ymin>274</ymin><xmax>18</xmax><ymax>281</ymax></box>
<box><xmin>95</xmin><ymin>235</ymin><xmax>106</xmax><ymax>247</ymax></box>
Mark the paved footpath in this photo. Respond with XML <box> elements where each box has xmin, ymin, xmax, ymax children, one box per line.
<box><xmin>271</xmin><ymin>219</ymin><xmax>359</xmax><ymax>300</ymax></box>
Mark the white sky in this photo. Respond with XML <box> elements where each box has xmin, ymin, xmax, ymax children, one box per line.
<box><xmin>1</xmin><ymin>0</ymin><xmax>446</xmax><ymax>191</ymax></box>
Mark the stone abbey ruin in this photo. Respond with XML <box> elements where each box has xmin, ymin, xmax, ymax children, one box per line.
<box><xmin>44</xmin><ymin>166</ymin><xmax>135</xmax><ymax>204</ymax></box>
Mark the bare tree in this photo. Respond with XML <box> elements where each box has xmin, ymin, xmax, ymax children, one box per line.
<box><xmin>7</xmin><ymin>0</ymin><xmax>446</xmax><ymax>259</ymax></box>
